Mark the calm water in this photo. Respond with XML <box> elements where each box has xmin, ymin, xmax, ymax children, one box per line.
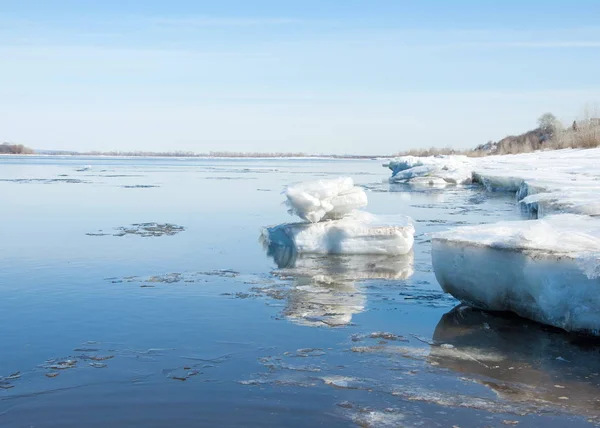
<box><xmin>1</xmin><ymin>156</ymin><xmax>599</xmax><ymax>427</ymax></box>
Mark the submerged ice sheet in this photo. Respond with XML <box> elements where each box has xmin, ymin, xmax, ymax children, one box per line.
<box><xmin>432</xmin><ymin>214</ymin><xmax>600</xmax><ymax>334</ymax></box>
<box><xmin>262</xmin><ymin>211</ymin><xmax>414</xmax><ymax>256</ymax></box>
<box><xmin>284</xmin><ymin>177</ymin><xmax>368</xmax><ymax>223</ymax></box>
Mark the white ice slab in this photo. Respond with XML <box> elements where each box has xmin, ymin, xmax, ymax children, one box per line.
<box><xmin>386</xmin><ymin>155</ymin><xmax>473</xmax><ymax>186</ymax></box>
<box><xmin>284</xmin><ymin>177</ymin><xmax>368</xmax><ymax>223</ymax></box>
<box><xmin>262</xmin><ymin>211</ymin><xmax>415</xmax><ymax>256</ymax></box>
<box><xmin>432</xmin><ymin>214</ymin><xmax>600</xmax><ymax>334</ymax></box>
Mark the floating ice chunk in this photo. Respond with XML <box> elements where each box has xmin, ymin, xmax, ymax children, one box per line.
<box><xmin>262</xmin><ymin>211</ymin><xmax>414</xmax><ymax>256</ymax></box>
<box><xmin>386</xmin><ymin>156</ymin><xmax>425</xmax><ymax>174</ymax></box>
<box><xmin>432</xmin><ymin>214</ymin><xmax>600</xmax><ymax>334</ymax></box>
<box><xmin>406</xmin><ymin>176</ymin><xmax>450</xmax><ymax>188</ymax></box>
<box><xmin>472</xmin><ymin>173</ymin><xmax>524</xmax><ymax>192</ymax></box>
<box><xmin>284</xmin><ymin>177</ymin><xmax>368</xmax><ymax>223</ymax></box>
<box><xmin>386</xmin><ymin>155</ymin><xmax>473</xmax><ymax>186</ymax></box>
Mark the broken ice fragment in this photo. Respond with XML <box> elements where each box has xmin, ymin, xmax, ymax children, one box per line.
<box><xmin>284</xmin><ymin>177</ymin><xmax>368</xmax><ymax>223</ymax></box>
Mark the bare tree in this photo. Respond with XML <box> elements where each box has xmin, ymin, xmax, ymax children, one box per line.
<box><xmin>537</xmin><ymin>113</ymin><xmax>559</xmax><ymax>133</ymax></box>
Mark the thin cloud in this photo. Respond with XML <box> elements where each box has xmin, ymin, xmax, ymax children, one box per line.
<box><xmin>448</xmin><ymin>40</ymin><xmax>600</xmax><ymax>49</ymax></box>
<box><xmin>152</xmin><ymin>16</ymin><xmax>310</xmax><ymax>27</ymax></box>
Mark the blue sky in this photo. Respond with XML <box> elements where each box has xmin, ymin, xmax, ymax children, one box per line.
<box><xmin>2</xmin><ymin>0</ymin><xmax>600</xmax><ymax>154</ymax></box>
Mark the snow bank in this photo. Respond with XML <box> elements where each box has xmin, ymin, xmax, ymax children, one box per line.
<box><xmin>262</xmin><ymin>211</ymin><xmax>415</xmax><ymax>256</ymax></box>
<box><xmin>473</xmin><ymin>148</ymin><xmax>600</xmax><ymax>217</ymax></box>
<box><xmin>432</xmin><ymin>214</ymin><xmax>600</xmax><ymax>334</ymax></box>
<box><xmin>285</xmin><ymin>177</ymin><xmax>368</xmax><ymax>223</ymax></box>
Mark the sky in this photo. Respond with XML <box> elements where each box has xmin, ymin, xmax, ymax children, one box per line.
<box><xmin>1</xmin><ymin>0</ymin><xmax>600</xmax><ymax>155</ymax></box>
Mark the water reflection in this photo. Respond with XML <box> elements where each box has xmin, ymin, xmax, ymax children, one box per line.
<box><xmin>430</xmin><ymin>305</ymin><xmax>600</xmax><ymax>416</ymax></box>
<box><xmin>388</xmin><ymin>183</ymin><xmax>447</xmax><ymax>203</ymax></box>
<box><xmin>263</xmin><ymin>239</ymin><xmax>414</xmax><ymax>327</ymax></box>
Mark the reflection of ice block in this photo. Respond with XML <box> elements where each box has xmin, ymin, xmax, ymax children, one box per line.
<box><xmin>284</xmin><ymin>177</ymin><xmax>368</xmax><ymax>223</ymax></box>
<box><xmin>262</xmin><ymin>234</ymin><xmax>414</xmax><ymax>327</ymax></box>
<box><xmin>262</xmin><ymin>212</ymin><xmax>414</xmax><ymax>256</ymax></box>
<box><xmin>430</xmin><ymin>305</ymin><xmax>600</xmax><ymax>415</ymax></box>
<box><xmin>432</xmin><ymin>214</ymin><xmax>600</xmax><ymax>334</ymax></box>
<box><xmin>270</xmin><ymin>251</ymin><xmax>414</xmax><ymax>281</ymax></box>
<box><xmin>284</xmin><ymin>277</ymin><xmax>366</xmax><ymax>327</ymax></box>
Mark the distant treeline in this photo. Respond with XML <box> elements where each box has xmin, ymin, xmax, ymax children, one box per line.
<box><xmin>395</xmin><ymin>109</ymin><xmax>600</xmax><ymax>158</ymax></box>
<box><xmin>81</xmin><ymin>150</ymin><xmax>310</xmax><ymax>158</ymax></box>
<box><xmin>0</xmin><ymin>143</ymin><xmax>35</xmax><ymax>154</ymax></box>
<box><xmin>39</xmin><ymin>150</ymin><xmax>379</xmax><ymax>159</ymax></box>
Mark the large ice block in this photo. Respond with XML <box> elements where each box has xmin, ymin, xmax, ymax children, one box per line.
<box><xmin>432</xmin><ymin>214</ymin><xmax>600</xmax><ymax>334</ymax></box>
<box><xmin>262</xmin><ymin>212</ymin><xmax>415</xmax><ymax>256</ymax></box>
<box><xmin>284</xmin><ymin>177</ymin><xmax>368</xmax><ymax>223</ymax></box>
<box><xmin>386</xmin><ymin>155</ymin><xmax>473</xmax><ymax>186</ymax></box>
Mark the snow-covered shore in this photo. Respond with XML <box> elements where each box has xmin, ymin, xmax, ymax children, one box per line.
<box><xmin>385</xmin><ymin>148</ymin><xmax>600</xmax><ymax>334</ymax></box>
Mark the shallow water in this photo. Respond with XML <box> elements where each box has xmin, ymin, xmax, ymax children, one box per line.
<box><xmin>1</xmin><ymin>156</ymin><xmax>599</xmax><ymax>427</ymax></box>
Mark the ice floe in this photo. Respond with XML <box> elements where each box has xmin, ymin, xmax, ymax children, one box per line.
<box><xmin>386</xmin><ymin>155</ymin><xmax>473</xmax><ymax>186</ymax></box>
<box><xmin>264</xmin><ymin>177</ymin><xmax>415</xmax><ymax>256</ymax></box>
<box><xmin>262</xmin><ymin>211</ymin><xmax>414</xmax><ymax>256</ymax></box>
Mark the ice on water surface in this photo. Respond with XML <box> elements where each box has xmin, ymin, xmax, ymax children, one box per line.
<box><xmin>386</xmin><ymin>155</ymin><xmax>473</xmax><ymax>186</ymax></box>
<box><xmin>385</xmin><ymin>148</ymin><xmax>600</xmax><ymax>334</ymax></box>
<box><xmin>262</xmin><ymin>211</ymin><xmax>415</xmax><ymax>256</ymax></box>
<box><xmin>433</xmin><ymin>214</ymin><xmax>600</xmax><ymax>334</ymax></box>
<box><xmin>265</xmin><ymin>176</ymin><xmax>415</xmax><ymax>256</ymax></box>
<box><xmin>261</xmin><ymin>216</ymin><xmax>415</xmax><ymax>327</ymax></box>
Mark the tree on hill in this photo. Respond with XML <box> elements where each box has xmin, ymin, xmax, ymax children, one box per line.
<box><xmin>0</xmin><ymin>143</ymin><xmax>35</xmax><ymax>154</ymax></box>
<box><xmin>537</xmin><ymin>113</ymin><xmax>560</xmax><ymax>133</ymax></box>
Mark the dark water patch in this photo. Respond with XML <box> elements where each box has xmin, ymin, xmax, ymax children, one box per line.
<box><xmin>90</xmin><ymin>174</ymin><xmax>145</xmax><ymax>178</ymax></box>
<box><xmin>236</xmin><ymin>320</ymin><xmax>600</xmax><ymax>425</ymax></box>
<box><xmin>121</xmin><ymin>184</ymin><xmax>160</xmax><ymax>189</ymax></box>
<box><xmin>0</xmin><ymin>342</ymin><xmax>229</xmax><ymax>399</ymax></box>
<box><xmin>0</xmin><ymin>178</ymin><xmax>88</xmax><ymax>184</ymax></box>
<box><xmin>204</xmin><ymin>176</ymin><xmax>257</xmax><ymax>180</ymax></box>
<box><xmin>87</xmin><ymin>223</ymin><xmax>185</xmax><ymax>237</ymax></box>
<box><xmin>351</xmin><ymin>332</ymin><xmax>409</xmax><ymax>342</ymax></box>
<box><xmin>106</xmin><ymin>269</ymin><xmax>241</xmax><ymax>287</ymax></box>
<box><xmin>0</xmin><ymin>372</ymin><xmax>21</xmax><ymax>390</ymax></box>
<box><xmin>197</xmin><ymin>269</ymin><xmax>240</xmax><ymax>278</ymax></box>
